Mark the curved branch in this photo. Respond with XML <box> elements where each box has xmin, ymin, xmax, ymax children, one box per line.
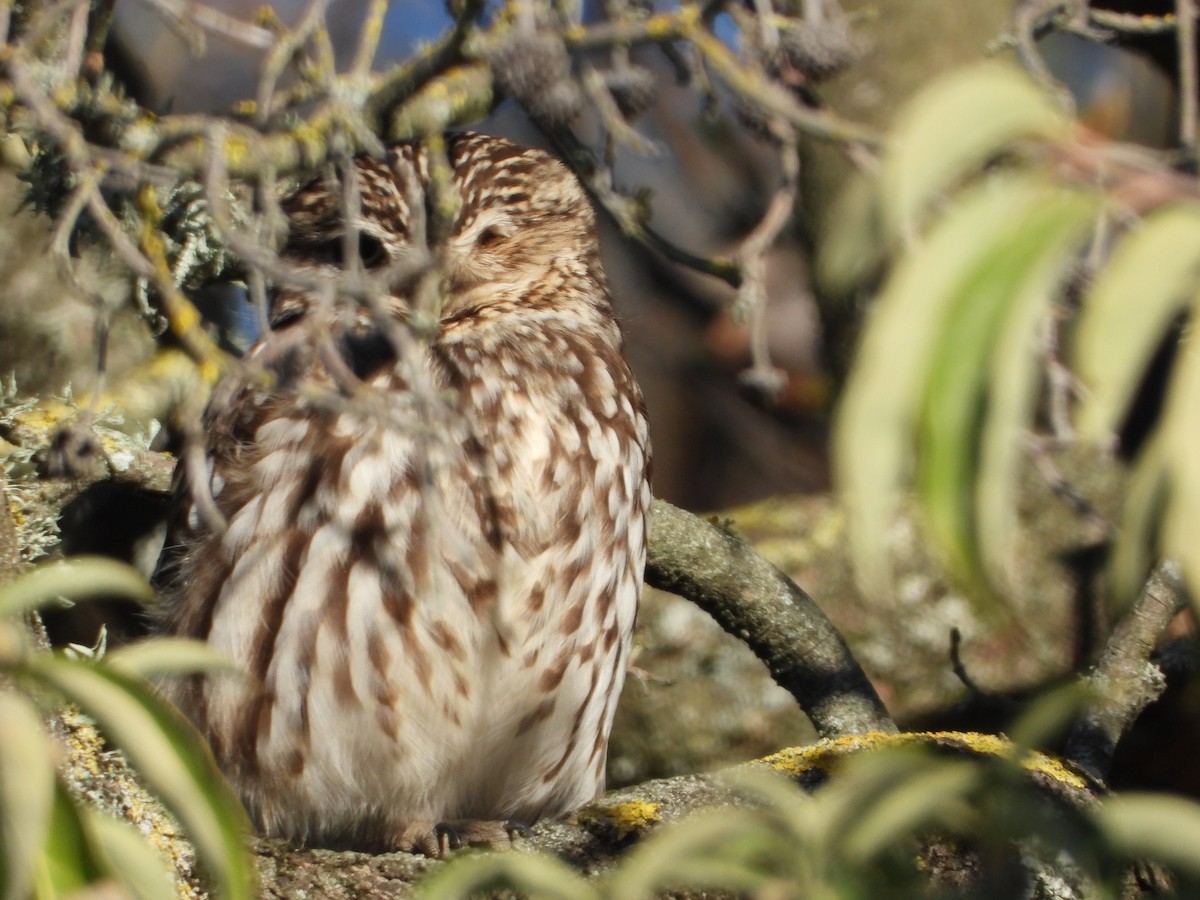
<box><xmin>644</xmin><ymin>499</ymin><xmax>897</xmax><ymax>738</ymax></box>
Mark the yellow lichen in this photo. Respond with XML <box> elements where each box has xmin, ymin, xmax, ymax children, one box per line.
<box><xmin>577</xmin><ymin>800</ymin><xmax>662</xmax><ymax>840</ymax></box>
<box><xmin>13</xmin><ymin>400</ymin><xmax>75</xmax><ymax>431</ymax></box>
<box><xmin>761</xmin><ymin>731</ymin><xmax>1088</xmax><ymax>791</ymax></box>
<box><xmin>647</xmin><ymin>6</ymin><xmax>698</xmax><ymax>40</ymax></box>
<box><xmin>290</xmin><ymin>123</ymin><xmax>326</xmax><ymax>163</ymax></box>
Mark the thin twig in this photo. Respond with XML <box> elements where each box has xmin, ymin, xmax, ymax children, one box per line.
<box><xmin>581</xmin><ymin>65</ymin><xmax>661</xmax><ymax>157</ymax></box>
<box><xmin>349</xmin><ymin>0</ymin><xmax>387</xmax><ymax>77</ymax></box>
<box><xmin>733</xmin><ymin>129</ymin><xmax>799</xmax><ymax>397</ymax></box>
<box><xmin>687</xmin><ymin>23</ymin><xmax>878</xmax><ymax>146</ymax></box>
<box><xmin>366</xmin><ymin>0</ymin><xmax>485</xmax><ymax>131</ymax></box>
<box><xmin>254</xmin><ymin>0</ymin><xmax>335</xmax><ymax>125</ymax></box>
<box><xmin>133</xmin><ymin>0</ymin><xmax>274</xmax><ymax>51</ymax></box>
<box><xmin>1178</xmin><ymin>0</ymin><xmax>1198</xmax><ymax>159</ymax></box>
<box><xmin>63</xmin><ymin>0</ymin><xmax>88</xmax><ymax>79</ymax></box>
<box><xmin>200</xmin><ymin>126</ymin><xmax>425</xmax><ymax>302</ymax></box>
<box><xmin>13</xmin><ymin>0</ymin><xmax>90</xmax><ymax>52</ymax></box>
<box><xmin>1010</xmin><ymin>0</ymin><xmax>1076</xmax><ymax>112</ymax></box>
<box><xmin>546</xmin><ymin>125</ymin><xmax>743</xmax><ymax>286</ymax></box>
<box><xmin>1090</xmin><ymin>9</ymin><xmax>1177</xmax><ymax>34</ymax></box>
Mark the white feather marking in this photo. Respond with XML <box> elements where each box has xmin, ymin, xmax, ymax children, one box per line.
<box><xmin>222</xmin><ymin>495</ymin><xmax>263</xmax><ymax>556</ymax></box>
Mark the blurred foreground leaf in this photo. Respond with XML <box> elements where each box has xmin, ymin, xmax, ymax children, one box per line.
<box><xmin>880</xmin><ymin>62</ymin><xmax>1071</xmax><ymax>240</ymax></box>
<box><xmin>0</xmin><ymin>557</ymin><xmax>254</xmax><ymax>900</ymax></box>
<box><xmin>0</xmin><ymin>555</ymin><xmax>154</xmax><ymax>619</ymax></box>
<box><xmin>1075</xmin><ymin>204</ymin><xmax>1200</xmax><ymax>441</ymax></box>
<box><xmin>25</xmin><ymin>654</ymin><xmax>253</xmax><ymax>899</ymax></box>
<box><xmin>1098</xmin><ymin>793</ymin><xmax>1200</xmax><ymax>879</ymax></box>
<box><xmin>0</xmin><ymin>692</ymin><xmax>56</xmax><ymax>900</ymax></box>
<box><xmin>835</xmin><ymin>172</ymin><xmax>1097</xmax><ymax>595</ymax></box>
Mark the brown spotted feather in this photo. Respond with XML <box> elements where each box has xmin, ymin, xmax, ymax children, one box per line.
<box><xmin>153</xmin><ymin>132</ymin><xmax>651</xmax><ymax>852</ymax></box>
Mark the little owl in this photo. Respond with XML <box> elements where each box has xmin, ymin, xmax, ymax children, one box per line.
<box><xmin>153</xmin><ymin>132</ymin><xmax>652</xmax><ymax>854</ymax></box>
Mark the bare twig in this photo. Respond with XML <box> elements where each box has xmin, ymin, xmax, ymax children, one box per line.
<box><xmin>1178</xmin><ymin>0</ymin><xmax>1198</xmax><ymax>158</ymax></box>
<box><xmin>349</xmin><ymin>0</ymin><xmax>386</xmax><ymax>78</ymax></box>
<box><xmin>545</xmin><ymin>125</ymin><xmax>743</xmax><ymax>286</ymax></box>
<box><xmin>254</xmin><ymin>0</ymin><xmax>335</xmax><ymax>124</ymax></box>
<box><xmin>687</xmin><ymin>23</ymin><xmax>878</xmax><ymax>146</ymax></box>
<box><xmin>63</xmin><ymin>0</ymin><xmax>88</xmax><ymax>79</ymax></box>
<box><xmin>733</xmin><ymin>131</ymin><xmax>799</xmax><ymax>398</ymax></box>
<box><xmin>132</xmin><ymin>0</ymin><xmax>274</xmax><ymax>52</ymax></box>
<box><xmin>581</xmin><ymin>64</ymin><xmax>661</xmax><ymax>157</ymax></box>
<box><xmin>1090</xmin><ymin>9</ymin><xmax>1177</xmax><ymax>33</ymax></box>
<box><xmin>367</xmin><ymin>0</ymin><xmax>486</xmax><ymax>133</ymax></box>
<box><xmin>1010</xmin><ymin>0</ymin><xmax>1076</xmax><ymax>111</ymax></box>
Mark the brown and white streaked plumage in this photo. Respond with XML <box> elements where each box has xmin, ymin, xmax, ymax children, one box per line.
<box><xmin>153</xmin><ymin>132</ymin><xmax>652</xmax><ymax>853</ymax></box>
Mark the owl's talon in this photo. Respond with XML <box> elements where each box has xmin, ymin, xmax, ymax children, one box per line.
<box><xmin>504</xmin><ymin>820</ymin><xmax>533</xmax><ymax>842</ymax></box>
<box><xmin>434</xmin><ymin>822</ymin><xmax>464</xmax><ymax>855</ymax></box>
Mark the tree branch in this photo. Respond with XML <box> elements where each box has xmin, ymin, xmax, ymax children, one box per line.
<box><xmin>645</xmin><ymin>498</ymin><xmax>897</xmax><ymax>738</ymax></box>
<box><xmin>1063</xmin><ymin>563</ymin><xmax>1188</xmax><ymax>780</ymax></box>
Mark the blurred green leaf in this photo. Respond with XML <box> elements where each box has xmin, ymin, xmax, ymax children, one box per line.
<box><xmin>816</xmin><ymin>170</ymin><xmax>885</xmax><ymax>296</ymax></box>
<box><xmin>1156</xmin><ymin>323</ymin><xmax>1200</xmax><ymax>612</ymax></box>
<box><xmin>975</xmin><ymin>195</ymin><xmax>1100</xmax><ymax>588</ymax></box>
<box><xmin>810</xmin><ymin>748</ymin><xmax>969</xmax><ymax>857</ymax></box>
<box><xmin>21</xmin><ymin>655</ymin><xmax>254</xmax><ymax>900</ymax></box>
<box><xmin>1110</xmin><ymin>433</ymin><xmax>1170</xmax><ymax>605</ymax></box>
<box><xmin>721</xmin><ymin>766</ymin><xmax>822</xmax><ymax>850</ymax></box>
<box><xmin>1071</xmin><ymin>203</ymin><xmax>1200</xmax><ymax>608</ymax></box>
<box><xmin>836</xmin><ymin>175</ymin><xmax>1091</xmax><ymax>595</ymax></box>
<box><xmin>916</xmin><ymin>187</ymin><xmax>1096</xmax><ymax>585</ymax></box>
<box><xmin>841</xmin><ymin>759</ymin><xmax>978</xmax><ymax>862</ymax></box>
<box><xmin>837</xmin><ymin>177</ymin><xmax>1032</xmax><ymax>595</ymax></box>
<box><xmin>0</xmin><ymin>622</ymin><xmax>22</xmax><ymax>669</ymax></box>
<box><xmin>83</xmin><ymin>810</ymin><xmax>176</xmax><ymax>900</ymax></box>
<box><xmin>607</xmin><ymin>806</ymin><xmax>776</xmax><ymax>900</ymax></box>
<box><xmin>38</xmin><ymin>779</ymin><xmax>101</xmax><ymax>897</ymax></box>
<box><xmin>1007</xmin><ymin>682</ymin><xmax>1093</xmax><ymax>754</ymax></box>
<box><xmin>419</xmin><ymin>850</ymin><xmax>601</xmax><ymax>900</ymax></box>
<box><xmin>0</xmin><ymin>692</ymin><xmax>55</xmax><ymax>900</ymax></box>
<box><xmin>1075</xmin><ymin>203</ymin><xmax>1200</xmax><ymax>440</ymax></box>
<box><xmin>105</xmin><ymin>637</ymin><xmax>242</xmax><ymax>680</ymax></box>
<box><xmin>0</xmin><ymin>557</ymin><xmax>154</xmax><ymax>620</ymax></box>
<box><xmin>881</xmin><ymin>62</ymin><xmax>1069</xmax><ymax>239</ymax></box>
<box><xmin>1098</xmin><ymin>793</ymin><xmax>1200</xmax><ymax>876</ymax></box>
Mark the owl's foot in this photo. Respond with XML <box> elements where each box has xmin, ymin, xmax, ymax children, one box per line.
<box><xmin>389</xmin><ymin>819</ymin><xmax>532</xmax><ymax>856</ymax></box>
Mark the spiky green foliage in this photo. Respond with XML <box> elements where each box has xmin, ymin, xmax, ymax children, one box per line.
<box><xmin>0</xmin><ymin>557</ymin><xmax>254</xmax><ymax>900</ymax></box>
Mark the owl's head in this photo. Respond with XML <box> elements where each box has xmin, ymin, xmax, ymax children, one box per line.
<box><xmin>274</xmin><ymin>132</ymin><xmax>602</xmax><ymax>331</ymax></box>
